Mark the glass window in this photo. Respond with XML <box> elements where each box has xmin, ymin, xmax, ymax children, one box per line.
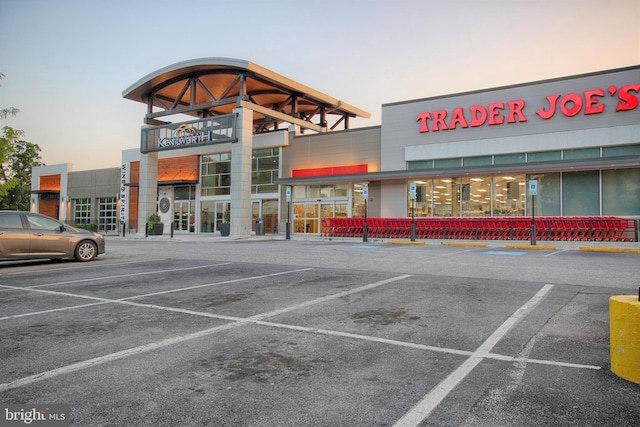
<box><xmin>527</xmin><ymin>173</ymin><xmax>561</xmax><ymax>216</ymax></box>
<box><xmin>307</xmin><ymin>185</ymin><xmax>321</xmax><ymax>199</ymax></box>
<box><xmin>408</xmin><ymin>160</ymin><xmax>434</xmax><ymax>170</ymax></box>
<box><xmin>562</xmin><ymin>170</ymin><xmax>599</xmax><ymax>215</ymax></box>
<box><xmin>319</xmin><ymin>185</ymin><xmax>334</xmax><ymax>198</ymax></box>
<box><xmin>564</xmin><ymin>148</ymin><xmax>599</xmax><ymax>160</ymax></box>
<box><xmin>432</xmin><ymin>178</ymin><xmax>460</xmax><ymax>217</ymax></box>
<box><xmin>27</xmin><ymin>214</ymin><xmax>61</xmax><ymax>230</ymax></box>
<box><xmin>201</xmin><ymin>153</ymin><xmax>231</xmax><ymax>196</ymax></box>
<box><xmin>251</xmin><ymin>148</ymin><xmax>279</xmax><ymax>194</ymax></box>
<box><xmin>434</xmin><ymin>158</ymin><xmax>462</xmax><ymax>168</ymax></box>
<box><xmin>200</xmin><ymin>201</ymin><xmax>215</xmax><ymax>233</ymax></box>
<box><xmin>602</xmin><ymin>168</ymin><xmax>640</xmax><ymax>215</ymax></box>
<box><xmin>292</xmin><ymin>185</ymin><xmax>306</xmax><ymax>199</ymax></box>
<box><xmin>74</xmin><ymin>198</ymin><xmax>91</xmax><ymax>225</ymax></box>
<box><xmin>0</xmin><ymin>213</ymin><xmax>24</xmax><ymax>228</ymax></box>
<box><xmin>352</xmin><ymin>183</ymin><xmax>366</xmax><ymax>217</ymax></box>
<box><xmin>463</xmin><ymin>156</ymin><xmax>492</xmax><ymax>167</ymax></box>
<box><xmin>98</xmin><ymin>197</ymin><xmax>117</xmax><ymax>233</ymax></box>
<box><xmin>335</xmin><ymin>184</ymin><xmax>348</xmax><ymax>197</ymax></box>
<box><xmin>409</xmin><ymin>180</ymin><xmax>433</xmax><ymax>217</ymax></box>
<box><xmin>493</xmin><ymin>175</ymin><xmax>525</xmax><ymax>216</ymax></box>
<box><xmin>602</xmin><ymin>144</ymin><xmax>640</xmax><ymax>157</ymax></box>
<box><xmin>461</xmin><ymin>177</ymin><xmax>492</xmax><ymax>216</ymax></box>
<box><xmin>527</xmin><ymin>151</ymin><xmax>561</xmax><ymax>162</ymax></box>
<box><xmin>494</xmin><ymin>153</ymin><xmax>525</xmax><ymax>165</ymax></box>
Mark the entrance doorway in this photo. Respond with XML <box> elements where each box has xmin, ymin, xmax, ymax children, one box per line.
<box><xmin>174</xmin><ymin>200</ymin><xmax>195</xmax><ymax>232</ymax></box>
<box><xmin>293</xmin><ymin>201</ymin><xmax>347</xmax><ymax>234</ymax></box>
<box><xmin>174</xmin><ymin>186</ymin><xmax>196</xmax><ymax>232</ymax></box>
<box><xmin>251</xmin><ymin>199</ymin><xmax>278</xmax><ymax>233</ymax></box>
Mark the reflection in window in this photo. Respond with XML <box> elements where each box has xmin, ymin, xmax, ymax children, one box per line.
<box><xmin>493</xmin><ymin>175</ymin><xmax>525</xmax><ymax>216</ymax></box>
<box><xmin>602</xmin><ymin>169</ymin><xmax>640</xmax><ymax>215</ymax></box>
<box><xmin>562</xmin><ymin>170</ymin><xmax>599</xmax><ymax>215</ymax></box>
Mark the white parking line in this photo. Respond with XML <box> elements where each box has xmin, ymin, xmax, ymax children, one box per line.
<box><xmin>0</xmin><ymin>267</ymin><xmax>311</xmax><ymax>321</ymax></box>
<box><xmin>0</xmin><ymin>259</ymin><xmax>151</xmax><ymax>277</ymax></box>
<box><xmin>0</xmin><ymin>273</ymin><xmax>411</xmax><ymax>392</ymax></box>
<box><xmin>0</xmin><ymin>263</ymin><xmax>232</xmax><ymax>291</ymax></box>
<box><xmin>393</xmin><ymin>284</ymin><xmax>555</xmax><ymax>427</ymax></box>
<box><xmin>544</xmin><ymin>249</ymin><xmax>569</xmax><ymax>257</ymax></box>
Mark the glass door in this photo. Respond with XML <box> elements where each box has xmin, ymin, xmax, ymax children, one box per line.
<box><xmin>215</xmin><ymin>201</ymin><xmax>230</xmax><ymax>232</ymax></box>
<box><xmin>252</xmin><ymin>201</ymin><xmax>260</xmax><ymax>232</ymax></box>
<box><xmin>174</xmin><ymin>200</ymin><xmax>194</xmax><ymax>232</ymax></box>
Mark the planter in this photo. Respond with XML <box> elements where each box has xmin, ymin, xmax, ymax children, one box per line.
<box><xmin>219</xmin><ymin>223</ymin><xmax>230</xmax><ymax>237</ymax></box>
<box><xmin>148</xmin><ymin>223</ymin><xmax>164</xmax><ymax>236</ymax></box>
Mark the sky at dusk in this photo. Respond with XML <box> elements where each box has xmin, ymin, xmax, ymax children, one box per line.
<box><xmin>1</xmin><ymin>0</ymin><xmax>638</xmax><ymax>171</ymax></box>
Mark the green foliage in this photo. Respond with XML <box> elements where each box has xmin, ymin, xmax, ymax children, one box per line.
<box><xmin>0</xmin><ymin>73</ymin><xmax>43</xmax><ymax>210</ymax></box>
<box><xmin>147</xmin><ymin>213</ymin><xmax>161</xmax><ymax>232</ymax></box>
<box><xmin>76</xmin><ymin>223</ymin><xmax>98</xmax><ymax>232</ymax></box>
<box><xmin>223</xmin><ymin>209</ymin><xmax>230</xmax><ymax>224</ymax></box>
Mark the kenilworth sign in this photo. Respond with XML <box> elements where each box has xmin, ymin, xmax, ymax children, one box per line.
<box><xmin>141</xmin><ymin>115</ymin><xmax>237</xmax><ymax>153</ymax></box>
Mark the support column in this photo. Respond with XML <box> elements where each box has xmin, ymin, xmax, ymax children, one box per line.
<box><xmin>230</xmin><ymin>107</ymin><xmax>253</xmax><ymax>237</ymax></box>
<box><xmin>137</xmin><ymin>152</ymin><xmax>158</xmax><ymax>235</ymax></box>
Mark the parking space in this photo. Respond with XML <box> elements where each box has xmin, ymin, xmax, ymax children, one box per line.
<box><xmin>1</xmin><ymin>238</ymin><xmax>639</xmax><ymax>426</ymax></box>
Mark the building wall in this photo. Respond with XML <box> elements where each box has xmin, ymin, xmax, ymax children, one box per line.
<box><xmin>68</xmin><ymin>168</ymin><xmax>120</xmax><ymax>199</ymax></box>
<box><xmin>381</xmin><ymin>67</ymin><xmax>640</xmax><ymax>170</ymax></box>
<box><xmin>282</xmin><ymin>126</ymin><xmax>381</xmax><ymax>176</ymax></box>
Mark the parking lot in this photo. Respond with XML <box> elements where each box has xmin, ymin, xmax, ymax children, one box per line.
<box><xmin>1</xmin><ymin>236</ymin><xmax>639</xmax><ymax>426</ymax></box>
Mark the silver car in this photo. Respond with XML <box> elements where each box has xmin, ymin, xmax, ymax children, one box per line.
<box><xmin>0</xmin><ymin>210</ymin><xmax>106</xmax><ymax>262</ymax></box>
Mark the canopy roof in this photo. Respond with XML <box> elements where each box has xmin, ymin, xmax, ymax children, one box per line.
<box><xmin>123</xmin><ymin>57</ymin><xmax>370</xmax><ymax>133</ymax></box>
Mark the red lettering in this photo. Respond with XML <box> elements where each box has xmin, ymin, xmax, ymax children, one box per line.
<box><xmin>432</xmin><ymin>110</ymin><xmax>448</xmax><ymax>131</ymax></box>
<box><xmin>507</xmin><ymin>100</ymin><xmax>526</xmax><ymax>123</ymax></box>
<box><xmin>487</xmin><ymin>102</ymin><xmax>505</xmax><ymax>125</ymax></box>
<box><xmin>536</xmin><ymin>94</ymin><xmax>560</xmax><ymax>119</ymax></box>
<box><xmin>416</xmin><ymin>112</ymin><xmax>431</xmax><ymax>133</ymax></box>
<box><xmin>448</xmin><ymin>107</ymin><xmax>469</xmax><ymax>129</ymax></box>
<box><xmin>469</xmin><ymin>105</ymin><xmax>487</xmax><ymax>127</ymax></box>
<box><xmin>616</xmin><ymin>83</ymin><xmax>640</xmax><ymax>111</ymax></box>
<box><xmin>583</xmin><ymin>89</ymin><xmax>605</xmax><ymax>115</ymax></box>
<box><xmin>559</xmin><ymin>92</ymin><xmax>582</xmax><ymax>117</ymax></box>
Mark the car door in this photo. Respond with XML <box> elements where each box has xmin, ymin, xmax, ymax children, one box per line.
<box><xmin>0</xmin><ymin>212</ymin><xmax>31</xmax><ymax>259</ymax></box>
<box><xmin>25</xmin><ymin>213</ymin><xmax>74</xmax><ymax>257</ymax></box>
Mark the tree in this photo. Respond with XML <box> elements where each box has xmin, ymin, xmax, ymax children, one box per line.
<box><xmin>0</xmin><ymin>73</ymin><xmax>44</xmax><ymax>210</ymax></box>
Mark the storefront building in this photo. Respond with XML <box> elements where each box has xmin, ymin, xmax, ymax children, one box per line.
<box><xmin>30</xmin><ymin>61</ymin><xmax>639</xmax><ymax>235</ymax></box>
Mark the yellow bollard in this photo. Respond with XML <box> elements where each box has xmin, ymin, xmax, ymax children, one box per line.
<box><xmin>610</xmin><ymin>295</ymin><xmax>640</xmax><ymax>384</ymax></box>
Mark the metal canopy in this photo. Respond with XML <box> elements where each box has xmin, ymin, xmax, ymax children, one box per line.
<box><xmin>122</xmin><ymin>57</ymin><xmax>370</xmax><ymax>133</ymax></box>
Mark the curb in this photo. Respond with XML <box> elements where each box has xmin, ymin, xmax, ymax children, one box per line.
<box><xmin>442</xmin><ymin>242</ymin><xmax>487</xmax><ymax>248</ymax></box>
<box><xmin>387</xmin><ymin>240</ymin><xmax>426</xmax><ymax>246</ymax></box>
<box><xmin>505</xmin><ymin>244</ymin><xmax>557</xmax><ymax>250</ymax></box>
<box><xmin>579</xmin><ymin>247</ymin><xmax>638</xmax><ymax>254</ymax></box>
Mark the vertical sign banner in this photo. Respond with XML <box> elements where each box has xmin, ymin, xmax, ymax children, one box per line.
<box><xmin>120</xmin><ymin>163</ymin><xmax>127</xmax><ymax>224</ymax></box>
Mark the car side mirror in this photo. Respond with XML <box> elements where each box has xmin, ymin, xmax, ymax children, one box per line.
<box><xmin>56</xmin><ymin>225</ymin><xmax>65</xmax><ymax>233</ymax></box>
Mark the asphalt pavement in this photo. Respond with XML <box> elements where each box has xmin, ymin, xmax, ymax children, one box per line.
<box><xmin>1</xmin><ymin>235</ymin><xmax>639</xmax><ymax>426</ymax></box>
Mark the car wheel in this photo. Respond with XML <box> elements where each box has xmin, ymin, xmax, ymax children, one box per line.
<box><xmin>75</xmin><ymin>240</ymin><xmax>97</xmax><ymax>262</ymax></box>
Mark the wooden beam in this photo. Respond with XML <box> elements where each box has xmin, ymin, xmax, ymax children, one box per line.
<box><xmin>239</xmin><ymin>101</ymin><xmax>327</xmax><ymax>133</ymax></box>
